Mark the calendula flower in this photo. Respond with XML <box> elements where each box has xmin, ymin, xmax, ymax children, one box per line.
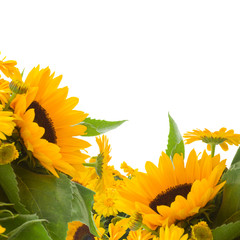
<box><xmin>0</xmin><ymin>105</ymin><xmax>15</xmax><ymax>140</ymax></box>
<box><xmin>66</xmin><ymin>215</ymin><xmax>105</xmax><ymax>240</ymax></box>
<box><xmin>127</xmin><ymin>228</ymin><xmax>154</xmax><ymax>240</ymax></box>
<box><xmin>0</xmin><ymin>225</ymin><xmax>5</xmax><ymax>234</ymax></box>
<box><xmin>9</xmin><ymin>78</ymin><xmax>29</xmax><ymax>94</ymax></box>
<box><xmin>190</xmin><ymin>221</ymin><xmax>213</xmax><ymax>240</ymax></box>
<box><xmin>0</xmin><ymin>143</ymin><xmax>19</xmax><ymax>165</ymax></box>
<box><xmin>93</xmin><ymin>188</ymin><xmax>120</xmax><ymax>217</ymax></box>
<box><xmin>84</xmin><ymin>135</ymin><xmax>114</xmax><ymax>191</ymax></box>
<box><xmin>0</xmin><ymin>53</ymin><xmax>21</xmax><ymax>80</ymax></box>
<box><xmin>108</xmin><ymin>221</ymin><xmax>126</xmax><ymax>240</ymax></box>
<box><xmin>0</xmin><ymin>78</ymin><xmax>11</xmax><ymax>107</ymax></box>
<box><xmin>184</xmin><ymin>128</ymin><xmax>240</xmax><ymax>152</ymax></box>
<box><xmin>121</xmin><ymin>161</ymin><xmax>138</xmax><ymax>177</ymax></box>
<box><xmin>11</xmin><ymin>66</ymin><xmax>90</xmax><ymax>177</ymax></box>
<box><xmin>153</xmin><ymin>225</ymin><xmax>188</xmax><ymax>240</ymax></box>
<box><xmin>119</xmin><ymin>150</ymin><xmax>226</xmax><ymax>229</ymax></box>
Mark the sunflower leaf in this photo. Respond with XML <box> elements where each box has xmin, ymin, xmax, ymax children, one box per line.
<box><xmin>212</xmin><ymin>221</ymin><xmax>240</xmax><ymax>240</ymax></box>
<box><xmin>166</xmin><ymin>113</ymin><xmax>185</xmax><ymax>160</ymax></box>
<box><xmin>231</xmin><ymin>147</ymin><xmax>240</xmax><ymax>167</ymax></box>
<box><xmin>80</xmin><ymin>117</ymin><xmax>127</xmax><ymax>136</ymax></box>
<box><xmin>71</xmin><ymin>182</ymin><xmax>98</xmax><ymax>236</ymax></box>
<box><xmin>215</xmin><ymin>165</ymin><xmax>240</xmax><ymax>226</ymax></box>
<box><xmin>13</xmin><ymin>165</ymin><xmax>74</xmax><ymax>240</ymax></box>
<box><xmin>0</xmin><ymin>214</ymin><xmax>51</xmax><ymax>240</ymax></box>
<box><xmin>0</xmin><ymin>164</ymin><xmax>29</xmax><ymax>214</ymax></box>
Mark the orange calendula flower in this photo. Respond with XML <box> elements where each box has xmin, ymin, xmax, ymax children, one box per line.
<box><xmin>0</xmin><ymin>225</ymin><xmax>5</xmax><ymax>234</ymax></box>
<box><xmin>127</xmin><ymin>228</ymin><xmax>154</xmax><ymax>240</ymax></box>
<box><xmin>184</xmin><ymin>128</ymin><xmax>240</xmax><ymax>151</ymax></box>
<box><xmin>190</xmin><ymin>221</ymin><xmax>213</xmax><ymax>240</ymax></box>
<box><xmin>108</xmin><ymin>221</ymin><xmax>126</xmax><ymax>240</ymax></box>
<box><xmin>83</xmin><ymin>135</ymin><xmax>115</xmax><ymax>191</ymax></box>
<box><xmin>119</xmin><ymin>150</ymin><xmax>226</xmax><ymax>229</ymax></box>
<box><xmin>153</xmin><ymin>224</ymin><xmax>188</xmax><ymax>240</ymax></box>
<box><xmin>121</xmin><ymin>161</ymin><xmax>138</xmax><ymax>177</ymax></box>
<box><xmin>0</xmin><ymin>78</ymin><xmax>11</xmax><ymax>107</ymax></box>
<box><xmin>0</xmin><ymin>53</ymin><xmax>21</xmax><ymax>80</ymax></box>
<box><xmin>0</xmin><ymin>105</ymin><xmax>15</xmax><ymax>140</ymax></box>
<box><xmin>11</xmin><ymin>66</ymin><xmax>90</xmax><ymax>177</ymax></box>
<box><xmin>93</xmin><ymin>187</ymin><xmax>120</xmax><ymax>217</ymax></box>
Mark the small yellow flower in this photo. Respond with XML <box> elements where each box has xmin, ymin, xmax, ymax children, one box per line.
<box><xmin>0</xmin><ymin>53</ymin><xmax>21</xmax><ymax>80</ymax></box>
<box><xmin>0</xmin><ymin>143</ymin><xmax>19</xmax><ymax>165</ymax></box>
<box><xmin>190</xmin><ymin>221</ymin><xmax>213</xmax><ymax>240</ymax></box>
<box><xmin>0</xmin><ymin>225</ymin><xmax>5</xmax><ymax>234</ymax></box>
<box><xmin>0</xmin><ymin>78</ymin><xmax>11</xmax><ymax>107</ymax></box>
<box><xmin>83</xmin><ymin>135</ymin><xmax>114</xmax><ymax>192</ymax></box>
<box><xmin>108</xmin><ymin>221</ymin><xmax>126</xmax><ymax>240</ymax></box>
<box><xmin>127</xmin><ymin>228</ymin><xmax>154</xmax><ymax>240</ymax></box>
<box><xmin>93</xmin><ymin>188</ymin><xmax>120</xmax><ymax>217</ymax></box>
<box><xmin>121</xmin><ymin>161</ymin><xmax>138</xmax><ymax>177</ymax></box>
<box><xmin>184</xmin><ymin>128</ymin><xmax>240</xmax><ymax>151</ymax></box>
<box><xmin>9</xmin><ymin>79</ymin><xmax>29</xmax><ymax>94</ymax></box>
<box><xmin>127</xmin><ymin>212</ymin><xmax>143</xmax><ymax>231</ymax></box>
<box><xmin>0</xmin><ymin>105</ymin><xmax>15</xmax><ymax>140</ymax></box>
<box><xmin>153</xmin><ymin>224</ymin><xmax>188</xmax><ymax>240</ymax></box>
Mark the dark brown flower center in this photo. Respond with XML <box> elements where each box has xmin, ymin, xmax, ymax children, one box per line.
<box><xmin>74</xmin><ymin>225</ymin><xmax>95</xmax><ymax>240</ymax></box>
<box><xmin>149</xmin><ymin>183</ymin><xmax>192</xmax><ymax>213</ymax></box>
<box><xmin>27</xmin><ymin>101</ymin><xmax>57</xmax><ymax>143</ymax></box>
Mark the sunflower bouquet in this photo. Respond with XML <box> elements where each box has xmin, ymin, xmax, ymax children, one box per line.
<box><xmin>1</xmin><ymin>54</ymin><xmax>240</xmax><ymax>240</ymax></box>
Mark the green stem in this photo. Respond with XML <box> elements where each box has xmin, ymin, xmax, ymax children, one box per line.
<box><xmin>82</xmin><ymin>162</ymin><xmax>97</xmax><ymax>168</ymax></box>
<box><xmin>141</xmin><ymin>223</ymin><xmax>158</xmax><ymax>235</ymax></box>
<box><xmin>211</xmin><ymin>144</ymin><xmax>216</xmax><ymax>157</ymax></box>
<box><xmin>3</xmin><ymin>93</ymin><xmax>16</xmax><ymax>111</ymax></box>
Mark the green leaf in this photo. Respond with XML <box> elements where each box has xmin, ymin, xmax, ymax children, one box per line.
<box><xmin>215</xmin><ymin>165</ymin><xmax>240</xmax><ymax>225</ymax></box>
<box><xmin>81</xmin><ymin>117</ymin><xmax>127</xmax><ymax>136</ymax></box>
<box><xmin>71</xmin><ymin>182</ymin><xmax>98</xmax><ymax>236</ymax></box>
<box><xmin>212</xmin><ymin>221</ymin><xmax>240</xmax><ymax>240</ymax></box>
<box><xmin>13</xmin><ymin>165</ymin><xmax>73</xmax><ymax>240</ymax></box>
<box><xmin>0</xmin><ymin>164</ymin><xmax>28</xmax><ymax>214</ymax></box>
<box><xmin>231</xmin><ymin>147</ymin><xmax>240</xmax><ymax>167</ymax></box>
<box><xmin>165</xmin><ymin>113</ymin><xmax>185</xmax><ymax>160</ymax></box>
<box><xmin>0</xmin><ymin>214</ymin><xmax>51</xmax><ymax>240</ymax></box>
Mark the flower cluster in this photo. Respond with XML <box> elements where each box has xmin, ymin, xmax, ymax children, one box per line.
<box><xmin>1</xmin><ymin>53</ymin><xmax>240</xmax><ymax>240</ymax></box>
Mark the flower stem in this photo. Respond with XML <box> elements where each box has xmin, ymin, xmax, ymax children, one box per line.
<box><xmin>3</xmin><ymin>92</ymin><xmax>16</xmax><ymax>111</ymax></box>
<box><xmin>82</xmin><ymin>162</ymin><xmax>97</xmax><ymax>168</ymax></box>
<box><xmin>211</xmin><ymin>144</ymin><xmax>216</xmax><ymax>157</ymax></box>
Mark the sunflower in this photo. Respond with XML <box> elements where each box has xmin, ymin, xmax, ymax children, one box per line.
<box><xmin>119</xmin><ymin>150</ymin><xmax>226</xmax><ymax>229</ymax></box>
<box><xmin>184</xmin><ymin>128</ymin><xmax>240</xmax><ymax>153</ymax></box>
<box><xmin>66</xmin><ymin>215</ymin><xmax>105</xmax><ymax>240</ymax></box>
<box><xmin>11</xmin><ymin>66</ymin><xmax>90</xmax><ymax>177</ymax></box>
<box><xmin>0</xmin><ymin>105</ymin><xmax>15</xmax><ymax>140</ymax></box>
<box><xmin>127</xmin><ymin>228</ymin><xmax>154</xmax><ymax>240</ymax></box>
<box><xmin>153</xmin><ymin>225</ymin><xmax>188</xmax><ymax>240</ymax></box>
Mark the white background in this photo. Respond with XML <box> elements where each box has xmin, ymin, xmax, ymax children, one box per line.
<box><xmin>1</xmin><ymin>1</ymin><xmax>240</xmax><ymax>171</ymax></box>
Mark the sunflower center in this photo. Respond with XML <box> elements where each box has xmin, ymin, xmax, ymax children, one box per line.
<box><xmin>27</xmin><ymin>101</ymin><xmax>57</xmax><ymax>144</ymax></box>
<box><xmin>149</xmin><ymin>183</ymin><xmax>192</xmax><ymax>213</ymax></box>
<box><xmin>73</xmin><ymin>225</ymin><xmax>95</xmax><ymax>240</ymax></box>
